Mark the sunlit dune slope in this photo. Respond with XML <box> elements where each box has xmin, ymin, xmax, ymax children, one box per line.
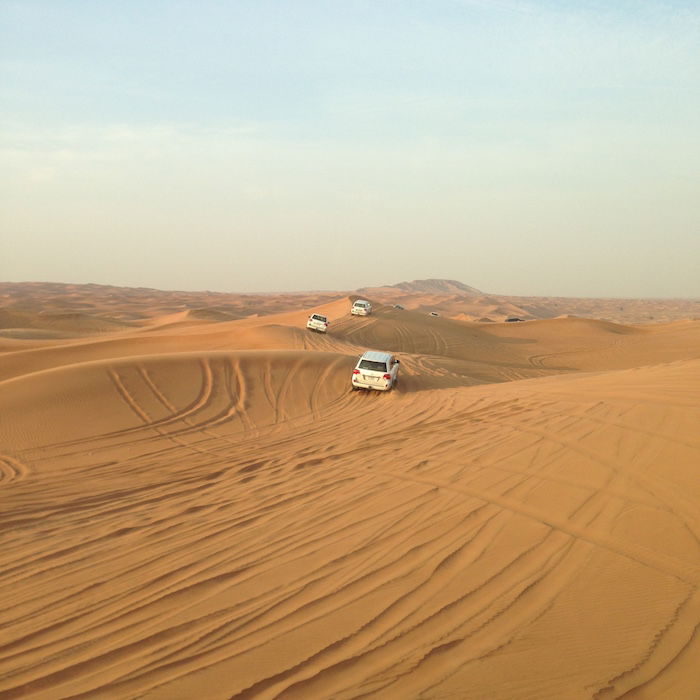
<box><xmin>1</xmin><ymin>294</ymin><xmax>700</xmax><ymax>698</ymax></box>
<box><xmin>0</xmin><ymin>351</ymin><xmax>355</xmax><ymax>453</ymax></box>
<box><xmin>144</xmin><ymin>308</ymin><xmax>246</xmax><ymax>329</ymax></box>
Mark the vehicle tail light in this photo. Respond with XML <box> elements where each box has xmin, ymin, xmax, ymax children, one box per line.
<box><xmin>353</xmin><ymin>369</ymin><xmax>360</xmax><ymax>374</ymax></box>
<box><xmin>383</xmin><ymin>374</ymin><xmax>391</xmax><ymax>380</ymax></box>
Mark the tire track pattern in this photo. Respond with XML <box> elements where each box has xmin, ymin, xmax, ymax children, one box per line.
<box><xmin>1</xmin><ymin>354</ymin><xmax>699</xmax><ymax>699</ymax></box>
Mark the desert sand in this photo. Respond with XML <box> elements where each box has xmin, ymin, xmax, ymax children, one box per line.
<box><xmin>1</xmin><ymin>280</ymin><xmax>699</xmax><ymax>699</ymax></box>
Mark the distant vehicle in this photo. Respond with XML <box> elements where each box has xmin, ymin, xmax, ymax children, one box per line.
<box><xmin>428</xmin><ymin>311</ymin><xmax>439</xmax><ymax>317</ymax></box>
<box><xmin>351</xmin><ymin>350</ymin><xmax>400</xmax><ymax>392</ymax></box>
<box><xmin>505</xmin><ymin>317</ymin><xmax>524</xmax><ymax>322</ymax></box>
<box><xmin>351</xmin><ymin>300</ymin><xmax>372</xmax><ymax>316</ymax></box>
<box><xmin>393</xmin><ymin>304</ymin><xmax>405</xmax><ymax>310</ymax></box>
<box><xmin>306</xmin><ymin>313</ymin><xmax>329</xmax><ymax>332</ymax></box>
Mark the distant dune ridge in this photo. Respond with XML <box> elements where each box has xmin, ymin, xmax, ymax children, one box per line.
<box><xmin>397</xmin><ymin>278</ymin><xmax>483</xmax><ymax>294</ymax></box>
<box><xmin>2</xmin><ymin>279</ymin><xmax>698</xmax><ymax>327</ymax></box>
<box><xmin>1</xmin><ymin>279</ymin><xmax>700</xmax><ymax>698</ymax></box>
<box><xmin>363</xmin><ymin>278</ymin><xmax>483</xmax><ymax>296</ymax></box>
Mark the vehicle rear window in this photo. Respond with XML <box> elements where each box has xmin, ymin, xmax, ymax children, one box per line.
<box><xmin>354</xmin><ymin>302</ymin><xmax>368</xmax><ymax>308</ymax></box>
<box><xmin>358</xmin><ymin>360</ymin><xmax>387</xmax><ymax>372</ymax></box>
<box><xmin>312</xmin><ymin>315</ymin><xmax>326</xmax><ymax>321</ymax></box>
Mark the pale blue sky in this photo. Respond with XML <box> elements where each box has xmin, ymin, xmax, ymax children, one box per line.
<box><xmin>2</xmin><ymin>1</ymin><xmax>699</xmax><ymax>296</ymax></box>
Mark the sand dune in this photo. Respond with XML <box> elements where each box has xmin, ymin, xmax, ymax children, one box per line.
<box><xmin>1</xmin><ymin>283</ymin><xmax>699</xmax><ymax>698</ymax></box>
<box><xmin>4</xmin><ymin>281</ymin><xmax>699</xmax><ymax>327</ymax></box>
<box><xmin>359</xmin><ymin>279</ymin><xmax>483</xmax><ymax>297</ymax></box>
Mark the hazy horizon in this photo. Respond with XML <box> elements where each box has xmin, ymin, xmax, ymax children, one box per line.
<box><xmin>4</xmin><ymin>276</ymin><xmax>700</xmax><ymax>302</ymax></box>
<box><xmin>2</xmin><ymin>1</ymin><xmax>699</xmax><ymax>298</ymax></box>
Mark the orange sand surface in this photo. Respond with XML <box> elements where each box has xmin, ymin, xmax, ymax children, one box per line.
<box><xmin>1</xmin><ymin>282</ymin><xmax>699</xmax><ymax>698</ymax></box>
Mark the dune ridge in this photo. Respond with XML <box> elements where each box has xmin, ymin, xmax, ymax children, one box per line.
<box><xmin>3</xmin><ymin>280</ymin><xmax>699</xmax><ymax>328</ymax></box>
<box><xmin>1</xmin><ymin>282</ymin><xmax>699</xmax><ymax>698</ymax></box>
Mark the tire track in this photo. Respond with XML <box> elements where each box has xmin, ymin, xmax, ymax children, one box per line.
<box><xmin>28</xmin><ymin>360</ymin><xmax>215</xmax><ymax>453</ymax></box>
<box><xmin>362</xmin><ymin>467</ymin><xmax>700</xmax><ymax>585</ymax></box>
<box><xmin>108</xmin><ymin>369</ymin><xmax>151</xmax><ymax>424</ymax></box>
<box><xmin>0</xmin><ymin>455</ymin><xmax>30</xmax><ymax>482</ymax></box>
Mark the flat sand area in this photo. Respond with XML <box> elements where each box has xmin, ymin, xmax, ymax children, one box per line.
<box><xmin>1</xmin><ymin>283</ymin><xmax>699</xmax><ymax>698</ymax></box>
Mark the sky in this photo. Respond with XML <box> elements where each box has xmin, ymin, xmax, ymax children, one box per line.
<box><xmin>2</xmin><ymin>0</ymin><xmax>699</xmax><ymax>297</ymax></box>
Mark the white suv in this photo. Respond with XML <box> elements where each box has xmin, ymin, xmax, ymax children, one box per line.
<box><xmin>306</xmin><ymin>313</ymin><xmax>329</xmax><ymax>333</ymax></box>
<box><xmin>351</xmin><ymin>351</ymin><xmax>400</xmax><ymax>391</ymax></box>
<box><xmin>351</xmin><ymin>300</ymin><xmax>372</xmax><ymax>316</ymax></box>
